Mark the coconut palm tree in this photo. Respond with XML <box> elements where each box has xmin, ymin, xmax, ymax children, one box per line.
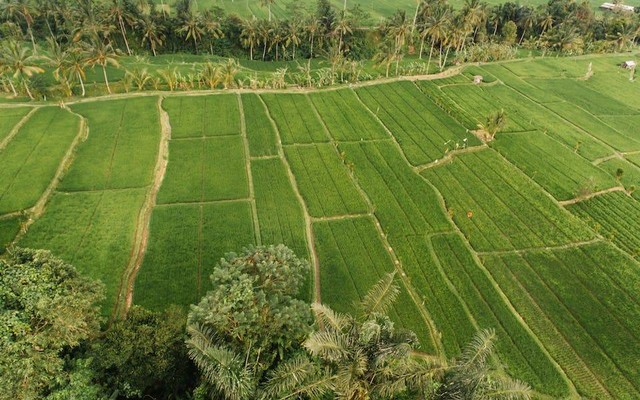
<box><xmin>478</xmin><ymin>108</ymin><xmax>507</xmax><ymax>140</ymax></box>
<box><xmin>518</xmin><ymin>9</ymin><xmax>536</xmax><ymax>44</ymax></box>
<box><xmin>66</xmin><ymin>44</ymin><xmax>90</xmax><ymax>96</ymax></box>
<box><xmin>87</xmin><ymin>40</ymin><xmax>120</xmax><ymax>94</ymax></box>
<box><xmin>138</xmin><ymin>15</ymin><xmax>164</xmax><ymax>56</ymax></box>
<box><xmin>108</xmin><ymin>0</ymin><xmax>138</xmax><ymax>55</ymax></box>
<box><xmin>240</xmin><ymin>17</ymin><xmax>259</xmax><ymax>60</ymax></box>
<box><xmin>260</xmin><ymin>0</ymin><xmax>275</xmax><ymax>22</ymax></box>
<box><xmin>539</xmin><ymin>12</ymin><xmax>554</xmax><ymax>35</ymax></box>
<box><xmin>178</xmin><ymin>11</ymin><xmax>204</xmax><ymax>53</ymax></box>
<box><xmin>202</xmin><ymin>10</ymin><xmax>224</xmax><ymax>55</ymax></box>
<box><xmin>285</xmin><ymin>19</ymin><xmax>303</xmax><ymax>59</ymax></box>
<box><xmin>0</xmin><ymin>0</ymin><xmax>38</xmax><ymax>54</ymax></box>
<box><xmin>333</xmin><ymin>11</ymin><xmax>353</xmax><ymax>53</ymax></box>
<box><xmin>305</xmin><ymin>17</ymin><xmax>322</xmax><ymax>58</ymax></box>
<box><xmin>424</xmin><ymin>6</ymin><xmax>450</xmax><ymax>71</ymax></box>
<box><xmin>0</xmin><ymin>40</ymin><xmax>44</xmax><ymax>99</ymax></box>
<box><xmin>219</xmin><ymin>59</ymin><xmax>239</xmax><ymax>89</ymax></box>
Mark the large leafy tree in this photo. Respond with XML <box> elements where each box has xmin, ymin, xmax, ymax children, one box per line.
<box><xmin>0</xmin><ymin>248</ymin><xmax>104</xmax><ymax>400</ymax></box>
<box><xmin>186</xmin><ymin>245</ymin><xmax>313</xmax><ymax>400</ymax></box>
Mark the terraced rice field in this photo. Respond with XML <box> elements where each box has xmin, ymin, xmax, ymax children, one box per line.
<box><xmin>1</xmin><ymin>55</ymin><xmax>639</xmax><ymax>398</ymax></box>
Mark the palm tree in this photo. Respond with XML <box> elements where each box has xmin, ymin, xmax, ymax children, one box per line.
<box><xmin>478</xmin><ymin>109</ymin><xmax>507</xmax><ymax>140</ymax></box>
<box><xmin>268</xmin><ymin>22</ymin><xmax>285</xmax><ymax>61</ymax></box>
<box><xmin>199</xmin><ymin>62</ymin><xmax>220</xmax><ymax>89</ymax></box>
<box><xmin>333</xmin><ymin>12</ymin><xmax>353</xmax><ymax>53</ymax></box>
<box><xmin>138</xmin><ymin>15</ymin><xmax>164</xmax><ymax>56</ymax></box>
<box><xmin>305</xmin><ymin>17</ymin><xmax>322</xmax><ymax>58</ymax></box>
<box><xmin>260</xmin><ymin>0</ymin><xmax>275</xmax><ymax>22</ymax></box>
<box><xmin>539</xmin><ymin>12</ymin><xmax>554</xmax><ymax>35</ymax></box>
<box><xmin>424</xmin><ymin>6</ymin><xmax>450</xmax><ymax>72</ymax></box>
<box><xmin>264</xmin><ymin>273</ymin><xmax>442</xmax><ymax>400</ymax></box>
<box><xmin>202</xmin><ymin>10</ymin><xmax>224</xmax><ymax>55</ymax></box>
<box><xmin>240</xmin><ymin>17</ymin><xmax>259</xmax><ymax>60</ymax></box>
<box><xmin>219</xmin><ymin>59</ymin><xmax>239</xmax><ymax>89</ymax></box>
<box><xmin>285</xmin><ymin>19</ymin><xmax>303</xmax><ymax>59</ymax></box>
<box><xmin>109</xmin><ymin>0</ymin><xmax>138</xmax><ymax>55</ymax></box>
<box><xmin>87</xmin><ymin>41</ymin><xmax>120</xmax><ymax>94</ymax></box>
<box><xmin>0</xmin><ymin>40</ymin><xmax>44</xmax><ymax>99</ymax></box>
<box><xmin>1</xmin><ymin>0</ymin><xmax>38</xmax><ymax>54</ymax></box>
<box><xmin>518</xmin><ymin>10</ymin><xmax>536</xmax><ymax>44</ymax></box>
<box><xmin>178</xmin><ymin>12</ymin><xmax>204</xmax><ymax>53</ymax></box>
<box><xmin>66</xmin><ymin>45</ymin><xmax>90</xmax><ymax>97</ymax></box>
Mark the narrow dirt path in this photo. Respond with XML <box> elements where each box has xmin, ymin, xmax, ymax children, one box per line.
<box><xmin>0</xmin><ymin>107</ymin><xmax>39</xmax><ymax>150</ymax></box>
<box><xmin>415</xmin><ymin>144</ymin><xmax>488</xmax><ymax>172</ymax></box>
<box><xmin>257</xmin><ymin>94</ymin><xmax>322</xmax><ymax>303</ymax></box>
<box><xmin>559</xmin><ymin>186</ymin><xmax>627</xmax><ymax>206</ymax></box>
<box><xmin>119</xmin><ymin>96</ymin><xmax>170</xmax><ymax>317</ymax></box>
<box><xmin>237</xmin><ymin>94</ymin><xmax>262</xmax><ymax>246</ymax></box>
<box><xmin>12</xmin><ymin>109</ymin><xmax>88</xmax><ymax>244</ymax></box>
<box><xmin>476</xmin><ymin>238</ymin><xmax>603</xmax><ymax>257</ymax></box>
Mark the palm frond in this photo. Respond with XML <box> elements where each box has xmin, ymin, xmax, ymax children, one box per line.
<box><xmin>311</xmin><ymin>302</ymin><xmax>349</xmax><ymax>332</ymax></box>
<box><xmin>458</xmin><ymin>328</ymin><xmax>496</xmax><ymax>374</ymax></box>
<box><xmin>261</xmin><ymin>354</ymin><xmax>334</xmax><ymax>400</ymax></box>
<box><xmin>304</xmin><ymin>330</ymin><xmax>349</xmax><ymax>362</ymax></box>
<box><xmin>359</xmin><ymin>272</ymin><xmax>399</xmax><ymax>318</ymax></box>
<box><xmin>479</xmin><ymin>375</ymin><xmax>532</xmax><ymax>400</ymax></box>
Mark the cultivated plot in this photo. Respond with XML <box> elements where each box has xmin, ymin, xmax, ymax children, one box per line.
<box><xmin>483</xmin><ymin>243</ymin><xmax>640</xmax><ymax>398</ymax></box>
<box><xmin>598</xmin><ymin>157</ymin><xmax>640</xmax><ymax>199</ymax></box>
<box><xmin>241</xmin><ymin>93</ymin><xmax>278</xmax><ymax>156</ymax></box>
<box><xmin>491</xmin><ymin>132</ymin><xmax>617</xmax><ymax>201</ymax></box>
<box><xmin>422</xmin><ymin>150</ymin><xmax>595</xmax><ymax>251</ymax></box>
<box><xmin>261</xmin><ymin>93</ymin><xmax>328</xmax><ymax>144</ymax></box>
<box><xmin>157</xmin><ymin>136</ymin><xmax>249</xmax><ymax>204</ymax></box>
<box><xmin>163</xmin><ymin>94</ymin><xmax>240</xmax><ymax>138</ymax></box>
<box><xmin>339</xmin><ymin>141</ymin><xmax>450</xmax><ymax>238</ymax></box>
<box><xmin>284</xmin><ymin>144</ymin><xmax>368</xmax><ymax>217</ymax></box>
<box><xmin>0</xmin><ymin>107</ymin><xmax>31</xmax><ymax>143</ymax></box>
<box><xmin>20</xmin><ymin>189</ymin><xmax>147</xmax><ymax>312</ymax></box>
<box><xmin>0</xmin><ymin>107</ymin><xmax>80</xmax><ymax>214</ymax></box>
<box><xmin>308</xmin><ymin>89</ymin><xmax>388</xmax><ymax>141</ymax></box>
<box><xmin>0</xmin><ymin>217</ymin><xmax>21</xmax><ymax>254</ymax></box>
<box><xmin>62</xmin><ymin>97</ymin><xmax>160</xmax><ymax>191</ymax></box>
<box><xmin>134</xmin><ymin>201</ymin><xmax>256</xmax><ymax>310</ymax></box>
<box><xmin>356</xmin><ymin>81</ymin><xmax>477</xmax><ymax>165</ymax></box>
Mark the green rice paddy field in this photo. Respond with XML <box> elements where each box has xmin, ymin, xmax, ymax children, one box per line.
<box><xmin>1</xmin><ymin>54</ymin><xmax>640</xmax><ymax>398</ymax></box>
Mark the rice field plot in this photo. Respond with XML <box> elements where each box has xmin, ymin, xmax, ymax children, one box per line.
<box><xmin>422</xmin><ymin>150</ymin><xmax>595</xmax><ymax>252</ymax></box>
<box><xmin>0</xmin><ymin>217</ymin><xmax>21</xmax><ymax>254</ymax></box>
<box><xmin>547</xmin><ymin>102</ymin><xmax>640</xmax><ymax>153</ymax></box>
<box><xmin>313</xmin><ymin>216</ymin><xmax>436</xmax><ymax>352</ymax></box>
<box><xmin>503</xmin><ymin>57</ymin><xmax>596</xmax><ymax>79</ymax></box>
<box><xmin>156</xmin><ymin>136</ymin><xmax>248</xmax><ymax>204</ymax></box>
<box><xmin>134</xmin><ymin>201</ymin><xmax>256</xmax><ymax>310</ymax></box>
<box><xmin>599</xmin><ymin>115</ymin><xmax>640</xmax><ymax>142</ymax></box>
<box><xmin>0</xmin><ymin>107</ymin><xmax>80</xmax><ymax>214</ymax></box>
<box><xmin>482</xmin><ymin>243</ymin><xmax>640</xmax><ymax>398</ymax></box>
<box><xmin>543</xmin><ymin>115</ymin><xmax>614</xmax><ymax>161</ymax></box>
<box><xmin>19</xmin><ymin>189</ymin><xmax>147</xmax><ymax>312</ymax></box>
<box><xmin>598</xmin><ymin>157</ymin><xmax>640</xmax><ymax>199</ymax></box>
<box><xmin>338</xmin><ymin>141</ymin><xmax>450</xmax><ymax>238</ymax></box>
<box><xmin>62</xmin><ymin>98</ymin><xmax>160</xmax><ymax>191</ymax></box>
<box><xmin>308</xmin><ymin>90</ymin><xmax>387</xmax><ymax>141</ymax></box>
<box><xmin>529</xmin><ymin>79</ymin><xmax>637</xmax><ymax>115</ymax></box>
<box><xmin>261</xmin><ymin>94</ymin><xmax>328</xmax><ymax>144</ymax></box>
<box><xmin>389</xmin><ymin>234</ymin><xmax>476</xmax><ymax>357</ymax></box>
<box><xmin>567</xmin><ymin>192</ymin><xmax>640</xmax><ymax>259</ymax></box>
<box><xmin>241</xmin><ymin>93</ymin><xmax>278</xmax><ymax>156</ymax></box>
<box><xmin>479</xmin><ymin>64</ymin><xmax>563</xmax><ymax>104</ymax></box>
<box><xmin>0</xmin><ymin>107</ymin><xmax>30</xmax><ymax>143</ymax></box>
<box><xmin>356</xmin><ymin>81</ymin><xmax>478</xmax><ymax>165</ymax></box>
<box><xmin>284</xmin><ymin>144</ymin><xmax>368</xmax><ymax>217</ymax></box>
<box><xmin>163</xmin><ymin>95</ymin><xmax>240</xmax><ymax>138</ymax></box>
<box><xmin>251</xmin><ymin>158</ymin><xmax>308</xmax><ymax>259</ymax></box>
<box><xmin>432</xmin><ymin>233</ymin><xmax>569</xmax><ymax>396</ymax></box>
<box><xmin>491</xmin><ymin>132</ymin><xmax>617</xmax><ymax>201</ymax></box>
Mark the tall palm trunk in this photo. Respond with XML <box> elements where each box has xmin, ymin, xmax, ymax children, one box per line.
<box><xmin>310</xmin><ymin>34</ymin><xmax>315</xmax><ymax>58</ymax></box>
<box><xmin>8</xmin><ymin>80</ymin><xmax>17</xmax><ymax>97</ymax></box>
<box><xmin>411</xmin><ymin>2</ymin><xmax>419</xmax><ymax>37</ymax></box>
<box><xmin>250</xmin><ymin>42</ymin><xmax>254</xmax><ymax>60</ymax></box>
<box><xmin>78</xmin><ymin>72</ymin><xmax>86</xmax><ymax>96</ymax></box>
<box><xmin>119</xmin><ymin>18</ymin><xmax>132</xmax><ymax>55</ymax></box>
<box><xmin>426</xmin><ymin>37</ymin><xmax>435</xmax><ymax>73</ymax></box>
<box><xmin>268</xmin><ymin>4</ymin><xmax>272</xmax><ymax>22</ymax></box>
<box><xmin>27</xmin><ymin>26</ymin><xmax>37</xmax><ymax>54</ymax></box>
<box><xmin>263</xmin><ymin>41</ymin><xmax>268</xmax><ymax>60</ymax></box>
<box><xmin>23</xmin><ymin>80</ymin><xmax>34</xmax><ymax>99</ymax></box>
<box><xmin>419</xmin><ymin>35</ymin><xmax>425</xmax><ymax>59</ymax></box>
<box><xmin>102</xmin><ymin>64</ymin><xmax>111</xmax><ymax>94</ymax></box>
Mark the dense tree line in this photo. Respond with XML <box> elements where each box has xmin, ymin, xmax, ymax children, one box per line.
<box><xmin>1</xmin><ymin>246</ymin><xmax>531</xmax><ymax>399</ymax></box>
<box><xmin>1</xmin><ymin>0</ymin><xmax>640</xmax><ymax>98</ymax></box>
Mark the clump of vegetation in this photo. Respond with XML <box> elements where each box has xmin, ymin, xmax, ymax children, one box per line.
<box><xmin>477</xmin><ymin>109</ymin><xmax>507</xmax><ymax>141</ymax></box>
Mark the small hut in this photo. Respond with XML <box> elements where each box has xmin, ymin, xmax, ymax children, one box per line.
<box><xmin>473</xmin><ymin>75</ymin><xmax>484</xmax><ymax>84</ymax></box>
<box><xmin>621</xmin><ymin>61</ymin><xmax>637</xmax><ymax>69</ymax></box>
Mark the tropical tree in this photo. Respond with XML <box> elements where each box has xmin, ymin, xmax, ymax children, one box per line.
<box><xmin>261</xmin><ymin>0</ymin><xmax>275</xmax><ymax>22</ymax></box>
<box><xmin>0</xmin><ymin>39</ymin><xmax>44</xmax><ymax>98</ymax></box>
<box><xmin>66</xmin><ymin>44</ymin><xmax>90</xmax><ymax>96</ymax></box>
<box><xmin>138</xmin><ymin>15</ymin><xmax>165</xmax><ymax>56</ymax></box>
<box><xmin>240</xmin><ymin>16</ymin><xmax>259</xmax><ymax>60</ymax></box>
<box><xmin>285</xmin><ymin>18</ymin><xmax>303</xmax><ymax>59</ymax></box>
<box><xmin>87</xmin><ymin>40</ymin><xmax>120</xmax><ymax>94</ymax></box>
<box><xmin>178</xmin><ymin>11</ymin><xmax>204</xmax><ymax>52</ymax></box>
<box><xmin>202</xmin><ymin>9</ymin><xmax>224</xmax><ymax>55</ymax></box>
<box><xmin>0</xmin><ymin>0</ymin><xmax>38</xmax><ymax>53</ymax></box>
<box><xmin>219</xmin><ymin>58</ymin><xmax>239</xmax><ymax>89</ymax></box>
<box><xmin>333</xmin><ymin>11</ymin><xmax>353</xmax><ymax>53</ymax></box>
<box><xmin>108</xmin><ymin>0</ymin><xmax>138</xmax><ymax>55</ymax></box>
<box><xmin>478</xmin><ymin>108</ymin><xmax>507</xmax><ymax>140</ymax></box>
<box><xmin>306</xmin><ymin>17</ymin><xmax>322</xmax><ymax>58</ymax></box>
<box><xmin>186</xmin><ymin>245</ymin><xmax>312</xmax><ymax>400</ymax></box>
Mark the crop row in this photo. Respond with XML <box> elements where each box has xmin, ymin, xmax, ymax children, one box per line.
<box><xmin>567</xmin><ymin>192</ymin><xmax>640</xmax><ymax>259</ymax></box>
<box><xmin>482</xmin><ymin>243</ymin><xmax>640</xmax><ymax>398</ymax></box>
<box><xmin>356</xmin><ymin>81</ymin><xmax>476</xmax><ymax>165</ymax></box>
<box><xmin>0</xmin><ymin>217</ymin><xmax>21</xmax><ymax>254</ymax></box>
<box><xmin>134</xmin><ymin>201</ymin><xmax>256</xmax><ymax>310</ymax></box>
<box><xmin>432</xmin><ymin>233</ymin><xmax>569</xmax><ymax>396</ymax></box>
<box><xmin>284</xmin><ymin>144</ymin><xmax>368</xmax><ymax>217</ymax></box>
<box><xmin>163</xmin><ymin>94</ymin><xmax>240</xmax><ymax>138</ymax></box>
<box><xmin>491</xmin><ymin>132</ymin><xmax>617</xmax><ymax>201</ymax></box>
<box><xmin>241</xmin><ymin>93</ymin><xmax>278</xmax><ymax>157</ymax></box>
<box><xmin>20</xmin><ymin>189</ymin><xmax>147</xmax><ymax>313</ymax></box>
<box><xmin>261</xmin><ymin>93</ymin><xmax>328</xmax><ymax>144</ymax></box>
<box><xmin>0</xmin><ymin>107</ymin><xmax>30</xmax><ymax>143</ymax></box>
<box><xmin>389</xmin><ymin>234</ymin><xmax>476</xmax><ymax>357</ymax></box>
<box><xmin>338</xmin><ymin>141</ymin><xmax>450</xmax><ymax>238</ymax></box>
<box><xmin>62</xmin><ymin>97</ymin><xmax>160</xmax><ymax>191</ymax></box>
<box><xmin>599</xmin><ymin>157</ymin><xmax>640</xmax><ymax>200</ymax></box>
<box><xmin>479</xmin><ymin>64</ymin><xmax>562</xmax><ymax>104</ymax></box>
<box><xmin>312</xmin><ymin>216</ymin><xmax>436</xmax><ymax>352</ymax></box>
<box><xmin>309</xmin><ymin>89</ymin><xmax>388</xmax><ymax>141</ymax></box>
<box><xmin>422</xmin><ymin>150</ymin><xmax>594</xmax><ymax>251</ymax></box>
<box><xmin>0</xmin><ymin>107</ymin><xmax>80</xmax><ymax>214</ymax></box>
<box><xmin>157</xmin><ymin>136</ymin><xmax>249</xmax><ymax>204</ymax></box>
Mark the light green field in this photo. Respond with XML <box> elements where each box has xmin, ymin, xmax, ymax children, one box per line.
<box><xmin>4</xmin><ymin>54</ymin><xmax>640</xmax><ymax>398</ymax></box>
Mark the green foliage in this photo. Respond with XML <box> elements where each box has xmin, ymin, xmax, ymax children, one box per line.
<box><xmin>261</xmin><ymin>93</ymin><xmax>328</xmax><ymax>144</ymax></box>
<box><xmin>163</xmin><ymin>95</ymin><xmax>241</xmax><ymax>138</ymax></box>
<box><xmin>90</xmin><ymin>306</ymin><xmax>195</xmax><ymax>399</ymax></box>
<box><xmin>501</xmin><ymin>21</ymin><xmax>517</xmax><ymax>45</ymax></box>
<box><xmin>0</xmin><ymin>107</ymin><xmax>30</xmax><ymax>143</ymax></box>
<box><xmin>0</xmin><ymin>216</ymin><xmax>21</xmax><ymax>254</ymax></box>
<box><xmin>478</xmin><ymin>108</ymin><xmax>507</xmax><ymax>140</ymax></box>
<box><xmin>0</xmin><ymin>248</ymin><xmax>104</xmax><ymax>399</ymax></box>
<box><xmin>187</xmin><ymin>245</ymin><xmax>313</xmax><ymax>399</ymax></box>
<box><xmin>242</xmin><ymin>93</ymin><xmax>279</xmax><ymax>157</ymax></box>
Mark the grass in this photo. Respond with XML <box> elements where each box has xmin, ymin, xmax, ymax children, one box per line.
<box><xmin>162</xmin><ymin>94</ymin><xmax>241</xmax><ymax>138</ymax></box>
<box><xmin>0</xmin><ymin>217</ymin><xmax>22</xmax><ymax>254</ymax></box>
<box><xmin>62</xmin><ymin>97</ymin><xmax>160</xmax><ymax>191</ymax></box>
<box><xmin>491</xmin><ymin>131</ymin><xmax>618</xmax><ymax>201</ymax></box>
<box><xmin>241</xmin><ymin>93</ymin><xmax>278</xmax><ymax>156</ymax></box>
<box><xmin>19</xmin><ymin>189</ymin><xmax>147</xmax><ymax>313</ymax></box>
<box><xmin>308</xmin><ymin>90</ymin><xmax>388</xmax><ymax>141</ymax></box>
<box><xmin>0</xmin><ymin>107</ymin><xmax>30</xmax><ymax>143</ymax></box>
<box><xmin>157</xmin><ymin>136</ymin><xmax>249</xmax><ymax>204</ymax></box>
<box><xmin>261</xmin><ymin>93</ymin><xmax>328</xmax><ymax>144</ymax></box>
<box><xmin>0</xmin><ymin>107</ymin><xmax>80</xmax><ymax>214</ymax></box>
<box><xmin>598</xmin><ymin>157</ymin><xmax>640</xmax><ymax>199</ymax></box>
<box><xmin>284</xmin><ymin>144</ymin><xmax>368</xmax><ymax>217</ymax></box>
<box><xmin>357</xmin><ymin>82</ymin><xmax>478</xmax><ymax>165</ymax></box>
<box><xmin>134</xmin><ymin>201</ymin><xmax>256</xmax><ymax>310</ymax></box>
<box><xmin>422</xmin><ymin>150</ymin><xmax>595</xmax><ymax>252</ymax></box>
<box><xmin>312</xmin><ymin>216</ymin><xmax>436</xmax><ymax>352</ymax></box>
